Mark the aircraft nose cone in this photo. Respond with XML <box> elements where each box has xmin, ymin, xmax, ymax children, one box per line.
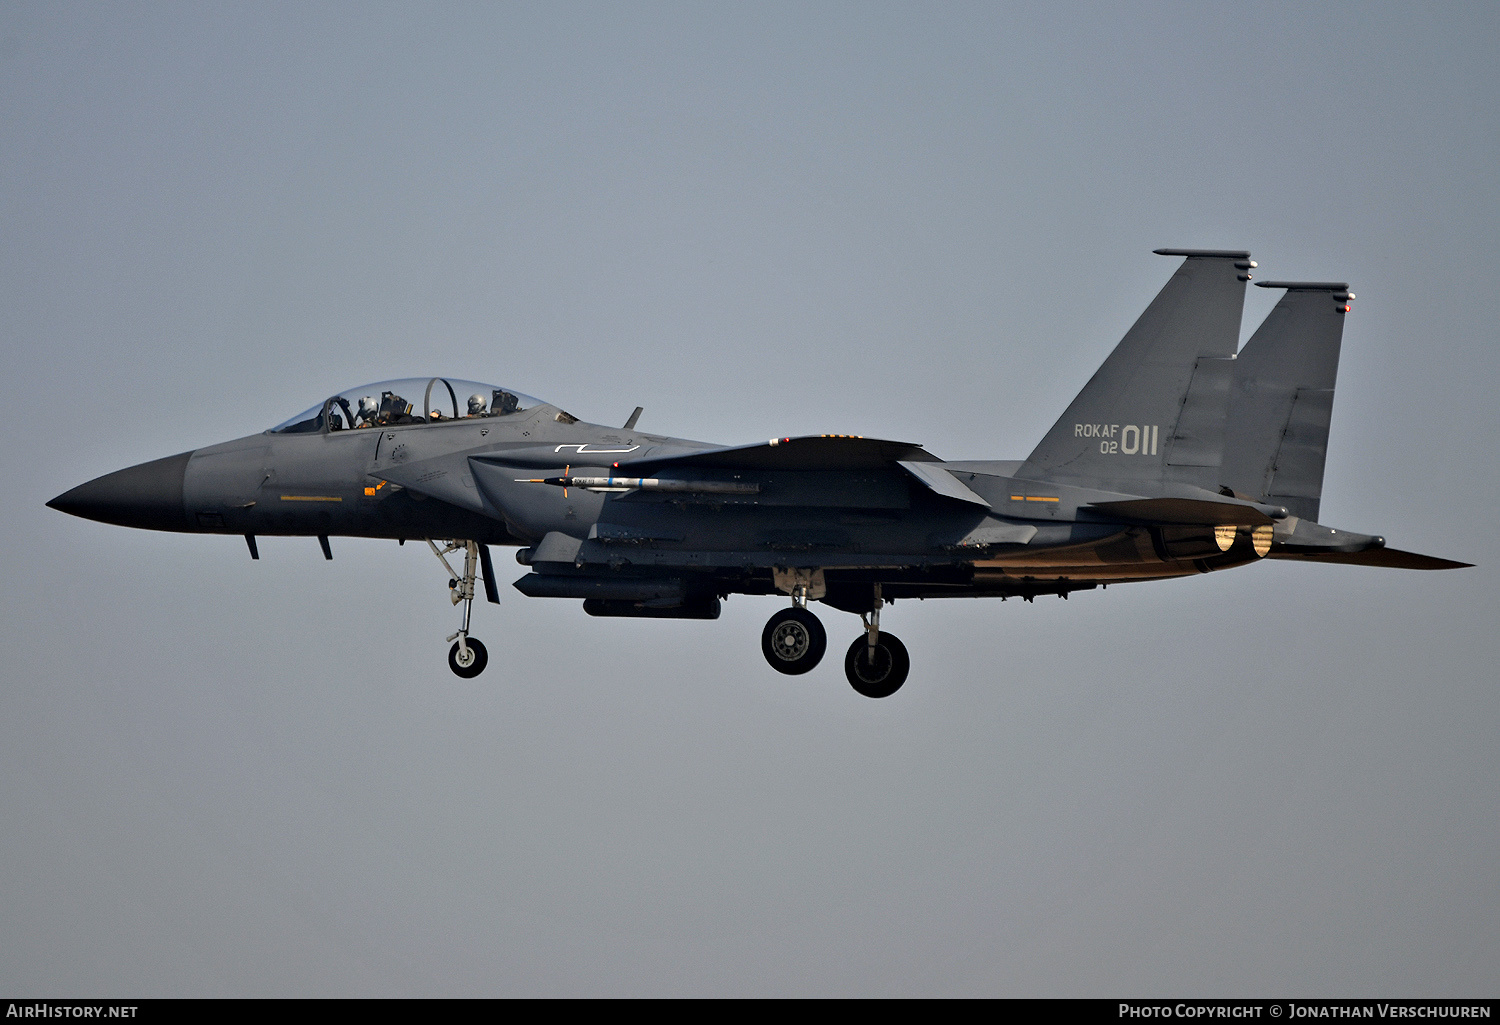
<box><xmin>47</xmin><ymin>451</ymin><xmax>194</xmax><ymax>532</ymax></box>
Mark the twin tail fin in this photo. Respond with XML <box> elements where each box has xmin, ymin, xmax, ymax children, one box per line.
<box><xmin>1017</xmin><ymin>249</ymin><xmax>1253</xmax><ymax>491</ymax></box>
<box><xmin>1217</xmin><ymin>281</ymin><xmax>1353</xmax><ymax>522</ymax></box>
<box><xmin>1018</xmin><ymin>255</ymin><xmax>1351</xmax><ymax>523</ymax></box>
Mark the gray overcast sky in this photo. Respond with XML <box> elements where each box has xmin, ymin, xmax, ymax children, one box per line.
<box><xmin>2</xmin><ymin>1</ymin><xmax>1496</xmax><ymax>997</ymax></box>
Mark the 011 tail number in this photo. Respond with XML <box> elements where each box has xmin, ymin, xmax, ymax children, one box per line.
<box><xmin>1074</xmin><ymin>423</ymin><xmax>1160</xmax><ymax>455</ymax></box>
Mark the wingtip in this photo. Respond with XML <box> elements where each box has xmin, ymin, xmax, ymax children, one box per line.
<box><xmin>1255</xmin><ymin>280</ymin><xmax>1351</xmax><ymax>291</ymax></box>
<box><xmin>1153</xmin><ymin>248</ymin><xmax>1252</xmax><ymax>259</ymax></box>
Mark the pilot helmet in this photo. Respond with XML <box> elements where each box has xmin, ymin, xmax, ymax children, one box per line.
<box><xmin>358</xmin><ymin>396</ymin><xmax>379</xmax><ymax>419</ymax></box>
<box><xmin>468</xmin><ymin>393</ymin><xmax>487</xmax><ymax>415</ymax></box>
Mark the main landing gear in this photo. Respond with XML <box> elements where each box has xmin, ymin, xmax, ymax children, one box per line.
<box><xmin>844</xmin><ymin>583</ymin><xmax>908</xmax><ymax>698</ymax></box>
<box><xmin>428</xmin><ymin>539</ymin><xmax>489</xmax><ymax>678</ymax></box>
<box><xmin>758</xmin><ymin>581</ymin><xmax>910</xmax><ymax>698</ymax></box>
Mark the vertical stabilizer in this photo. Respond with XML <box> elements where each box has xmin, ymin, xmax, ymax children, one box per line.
<box><xmin>1219</xmin><ymin>282</ymin><xmax>1352</xmax><ymax>521</ymax></box>
<box><xmin>1018</xmin><ymin>249</ymin><xmax>1252</xmax><ymax>490</ymax></box>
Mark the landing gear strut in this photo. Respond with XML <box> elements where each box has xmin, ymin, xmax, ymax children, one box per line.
<box><xmin>428</xmin><ymin>539</ymin><xmax>489</xmax><ymax>678</ymax></box>
<box><xmin>845</xmin><ymin>583</ymin><xmax>909</xmax><ymax>698</ymax></box>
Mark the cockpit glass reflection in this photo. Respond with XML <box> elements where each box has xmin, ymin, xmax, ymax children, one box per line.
<box><xmin>269</xmin><ymin>378</ymin><xmax>543</xmax><ymax>434</ymax></box>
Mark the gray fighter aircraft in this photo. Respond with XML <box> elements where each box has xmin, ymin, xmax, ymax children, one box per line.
<box><xmin>49</xmin><ymin>249</ymin><xmax>1469</xmax><ymax>696</ymax></box>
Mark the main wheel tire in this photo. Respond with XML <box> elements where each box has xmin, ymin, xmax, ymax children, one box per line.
<box><xmin>448</xmin><ymin>637</ymin><xmax>489</xmax><ymax>678</ymax></box>
<box><xmin>761</xmin><ymin>607</ymin><xmax>827</xmax><ymax>675</ymax></box>
<box><xmin>844</xmin><ymin>633</ymin><xmax>910</xmax><ymax>698</ymax></box>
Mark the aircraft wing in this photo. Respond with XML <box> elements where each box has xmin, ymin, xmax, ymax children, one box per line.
<box><xmin>615</xmin><ymin>435</ymin><xmax>1007</xmax><ymax>511</ymax></box>
<box><xmin>616</xmin><ymin>435</ymin><xmax>940</xmax><ymax>472</ymax></box>
<box><xmin>373</xmin><ymin>435</ymin><xmax>951</xmax><ymax>520</ymax></box>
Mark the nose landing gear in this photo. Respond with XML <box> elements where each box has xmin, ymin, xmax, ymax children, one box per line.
<box><xmin>427</xmin><ymin>539</ymin><xmax>494</xmax><ymax>678</ymax></box>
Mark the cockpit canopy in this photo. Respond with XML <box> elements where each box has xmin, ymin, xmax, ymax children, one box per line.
<box><xmin>270</xmin><ymin>378</ymin><xmax>545</xmax><ymax>434</ymax></box>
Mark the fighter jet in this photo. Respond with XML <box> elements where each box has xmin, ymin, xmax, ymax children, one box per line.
<box><xmin>48</xmin><ymin>248</ymin><xmax>1469</xmax><ymax>696</ymax></box>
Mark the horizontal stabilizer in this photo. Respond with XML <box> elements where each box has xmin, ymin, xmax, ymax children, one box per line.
<box><xmin>1089</xmin><ymin>496</ymin><xmax>1280</xmax><ymax>526</ymax></box>
<box><xmin>1268</xmin><ymin>547</ymin><xmax>1472</xmax><ymax>570</ymax></box>
<box><xmin>622</xmin><ymin>435</ymin><xmax>937</xmax><ymax>473</ymax></box>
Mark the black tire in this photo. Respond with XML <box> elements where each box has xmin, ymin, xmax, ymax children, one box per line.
<box><xmin>761</xmin><ymin>607</ymin><xmax>827</xmax><ymax>675</ymax></box>
<box><xmin>844</xmin><ymin>633</ymin><xmax>910</xmax><ymax>698</ymax></box>
<box><xmin>448</xmin><ymin>637</ymin><xmax>489</xmax><ymax>678</ymax></box>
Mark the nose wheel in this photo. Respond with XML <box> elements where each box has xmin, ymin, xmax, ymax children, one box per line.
<box><xmin>449</xmin><ymin>637</ymin><xmax>489</xmax><ymax>678</ymax></box>
<box><xmin>761</xmin><ymin>607</ymin><xmax>827</xmax><ymax>674</ymax></box>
